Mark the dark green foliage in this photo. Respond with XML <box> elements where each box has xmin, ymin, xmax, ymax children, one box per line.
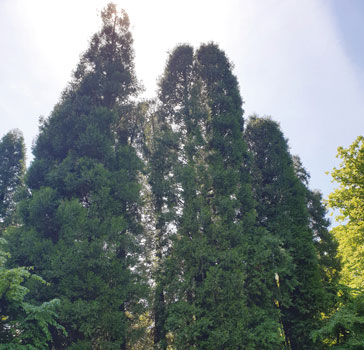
<box><xmin>188</xmin><ymin>45</ymin><xmax>282</xmax><ymax>349</ymax></box>
<box><xmin>0</xmin><ymin>130</ymin><xmax>25</xmax><ymax>230</ymax></box>
<box><xmin>1</xmin><ymin>6</ymin><xmax>343</xmax><ymax>348</ymax></box>
<box><xmin>7</xmin><ymin>4</ymin><xmax>147</xmax><ymax>349</ymax></box>
<box><xmin>308</xmin><ymin>190</ymin><xmax>340</xmax><ymax>286</ymax></box>
<box><xmin>293</xmin><ymin>156</ymin><xmax>341</xmax><ymax>313</ymax></box>
<box><xmin>149</xmin><ymin>44</ymin><xmax>194</xmax><ymax>350</ymax></box>
<box><xmin>151</xmin><ymin>43</ymin><xmax>285</xmax><ymax>349</ymax></box>
<box><xmin>245</xmin><ymin>116</ymin><xmax>326</xmax><ymax>350</ymax></box>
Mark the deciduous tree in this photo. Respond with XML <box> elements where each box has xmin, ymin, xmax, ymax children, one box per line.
<box><xmin>0</xmin><ymin>238</ymin><xmax>64</xmax><ymax>349</ymax></box>
<box><xmin>328</xmin><ymin>136</ymin><xmax>364</xmax><ymax>289</ymax></box>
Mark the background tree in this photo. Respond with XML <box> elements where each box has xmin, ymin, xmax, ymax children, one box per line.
<box><xmin>0</xmin><ymin>130</ymin><xmax>25</xmax><ymax>231</ymax></box>
<box><xmin>244</xmin><ymin>116</ymin><xmax>325</xmax><ymax>350</ymax></box>
<box><xmin>7</xmin><ymin>4</ymin><xmax>147</xmax><ymax>349</ymax></box>
<box><xmin>293</xmin><ymin>155</ymin><xmax>340</xmax><ymax>315</ymax></box>
<box><xmin>312</xmin><ymin>286</ymin><xmax>364</xmax><ymax>350</ymax></box>
<box><xmin>313</xmin><ymin>135</ymin><xmax>364</xmax><ymax>349</ymax></box>
<box><xmin>328</xmin><ymin>135</ymin><xmax>364</xmax><ymax>289</ymax></box>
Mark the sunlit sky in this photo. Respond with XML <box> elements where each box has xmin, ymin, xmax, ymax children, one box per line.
<box><xmin>1</xmin><ymin>0</ymin><xmax>364</xmax><ymax>205</ymax></box>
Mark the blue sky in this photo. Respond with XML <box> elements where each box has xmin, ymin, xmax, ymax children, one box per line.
<box><xmin>0</xmin><ymin>0</ymin><xmax>363</xmax><ymax>210</ymax></box>
<box><xmin>329</xmin><ymin>0</ymin><xmax>364</xmax><ymax>79</ymax></box>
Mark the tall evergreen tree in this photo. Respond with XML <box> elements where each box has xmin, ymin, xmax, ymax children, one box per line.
<box><xmin>148</xmin><ymin>44</ymin><xmax>195</xmax><ymax>350</ymax></box>
<box><xmin>0</xmin><ymin>129</ymin><xmax>25</xmax><ymax>231</ymax></box>
<box><xmin>191</xmin><ymin>44</ymin><xmax>283</xmax><ymax>349</ymax></box>
<box><xmin>7</xmin><ymin>4</ymin><xmax>147</xmax><ymax>349</ymax></box>
<box><xmin>152</xmin><ymin>43</ymin><xmax>284</xmax><ymax>349</ymax></box>
<box><xmin>244</xmin><ymin>116</ymin><xmax>325</xmax><ymax>350</ymax></box>
<box><xmin>293</xmin><ymin>155</ymin><xmax>340</xmax><ymax>314</ymax></box>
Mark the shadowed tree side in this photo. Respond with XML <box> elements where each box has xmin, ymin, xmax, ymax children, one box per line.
<box><xmin>245</xmin><ymin>116</ymin><xmax>325</xmax><ymax>350</ymax></box>
<box><xmin>293</xmin><ymin>155</ymin><xmax>341</xmax><ymax>317</ymax></box>
<box><xmin>149</xmin><ymin>44</ymin><xmax>195</xmax><ymax>350</ymax></box>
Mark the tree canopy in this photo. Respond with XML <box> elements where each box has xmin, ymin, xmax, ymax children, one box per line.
<box><xmin>0</xmin><ymin>3</ymin><xmax>350</xmax><ymax>349</ymax></box>
<box><xmin>312</xmin><ymin>135</ymin><xmax>364</xmax><ymax>349</ymax></box>
<box><xmin>328</xmin><ymin>136</ymin><xmax>364</xmax><ymax>289</ymax></box>
<box><xmin>245</xmin><ymin>116</ymin><xmax>328</xmax><ymax>350</ymax></box>
<box><xmin>6</xmin><ymin>4</ymin><xmax>147</xmax><ymax>349</ymax></box>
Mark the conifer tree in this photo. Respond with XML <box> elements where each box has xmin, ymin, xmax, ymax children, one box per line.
<box><xmin>153</xmin><ymin>44</ymin><xmax>284</xmax><ymax>349</ymax></box>
<box><xmin>0</xmin><ymin>129</ymin><xmax>25</xmax><ymax>231</ymax></box>
<box><xmin>293</xmin><ymin>155</ymin><xmax>340</xmax><ymax>313</ymax></box>
<box><xmin>245</xmin><ymin>116</ymin><xmax>325</xmax><ymax>350</ymax></box>
<box><xmin>190</xmin><ymin>44</ymin><xmax>283</xmax><ymax>349</ymax></box>
<box><xmin>7</xmin><ymin>4</ymin><xmax>146</xmax><ymax>349</ymax></box>
<box><xmin>148</xmin><ymin>44</ymin><xmax>194</xmax><ymax>350</ymax></box>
